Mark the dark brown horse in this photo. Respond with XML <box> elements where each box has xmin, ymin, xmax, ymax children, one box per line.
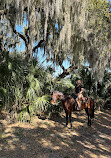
<box><xmin>51</xmin><ymin>91</ymin><xmax>94</xmax><ymax>127</ymax></box>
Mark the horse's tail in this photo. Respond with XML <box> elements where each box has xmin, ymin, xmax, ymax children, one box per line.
<box><xmin>90</xmin><ymin>98</ymin><xmax>94</xmax><ymax>118</ymax></box>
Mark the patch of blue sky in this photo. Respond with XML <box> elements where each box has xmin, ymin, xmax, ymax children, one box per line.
<box><xmin>106</xmin><ymin>0</ymin><xmax>111</xmax><ymax>6</ymax></box>
<box><xmin>16</xmin><ymin>39</ymin><xmax>25</xmax><ymax>52</ymax></box>
<box><xmin>63</xmin><ymin>59</ymin><xmax>70</xmax><ymax>69</ymax></box>
<box><xmin>15</xmin><ymin>25</ymin><xmax>23</xmax><ymax>34</ymax></box>
<box><xmin>33</xmin><ymin>47</ymin><xmax>71</xmax><ymax>77</ymax></box>
<box><xmin>55</xmin><ymin>23</ymin><xmax>58</xmax><ymax>29</ymax></box>
<box><xmin>53</xmin><ymin>59</ymin><xmax>71</xmax><ymax>77</ymax></box>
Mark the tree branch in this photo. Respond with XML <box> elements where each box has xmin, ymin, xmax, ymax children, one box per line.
<box><xmin>7</xmin><ymin>16</ymin><xmax>45</xmax><ymax>54</ymax></box>
<box><xmin>57</xmin><ymin>65</ymin><xmax>91</xmax><ymax>79</ymax></box>
<box><xmin>57</xmin><ymin>65</ymin><xmax>77</xmax><ymax>79</ymax></box>
<box><xmin>61</xmin><ymin>65</ymin><xmax>65</xmax><ymax>71</ymax></box>
<box><xmin>25</xmin><ymin>27</ymin><xmax>30</xmax><ymax>43</ymax></box>
<box><xmin>32</xmin><ymin>40</ymin><xmax>45</xmax><ymax>52</ymax></box>
<box><xmin>8</xmin><ymin>17</ymin><xmax>28</xmax><ymax>48</ymax></box>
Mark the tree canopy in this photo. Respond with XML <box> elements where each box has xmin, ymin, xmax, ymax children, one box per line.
<box><xmin>0</xmin><ymin>0</ymin><xmax>111</xmax><ymax>81</ymax></box>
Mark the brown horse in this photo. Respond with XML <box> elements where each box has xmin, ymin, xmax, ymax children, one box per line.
<box><xmin>51</xmin><ymin>91</ymin><xmax>94</xmax><ymax>127</ymax></box>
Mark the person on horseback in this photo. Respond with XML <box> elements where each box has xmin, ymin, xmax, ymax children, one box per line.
<box><xmin>75</xmin><ymin>80</ymin><xmax>83</xmax><ymax>94</ymax></box>
<box><xmin>75</xmin><ymin>80</ymin><xmax>84</xmax><ymax>110</ymax></box>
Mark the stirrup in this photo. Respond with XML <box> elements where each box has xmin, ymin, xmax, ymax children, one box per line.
<box><xmin>75</xmin><ymin>101</ymin><xmax>80</xmax><ymax>111</ymax></box>
<box><xmin>77</xmin><ymin>106</ymin><xmax>81</xmax><ymax>110</ymax></box>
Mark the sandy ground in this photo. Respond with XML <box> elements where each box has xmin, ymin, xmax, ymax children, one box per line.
<box><xmin>0</xmin><ymin>110</ymin><xmax>111</xmax><ymax>158</ymax></box>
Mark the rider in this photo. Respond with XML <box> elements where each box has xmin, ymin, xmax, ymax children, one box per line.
<box><xmin>75</xmin><ymin>80</ymin><xmax>84</xmax><ymax>110</ymax></box>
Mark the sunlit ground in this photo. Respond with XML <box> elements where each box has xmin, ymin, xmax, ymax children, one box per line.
<box><xmin>0</xmin><ymin>110</ymin><xmax>111</xmax><ymax>158</ymax></box>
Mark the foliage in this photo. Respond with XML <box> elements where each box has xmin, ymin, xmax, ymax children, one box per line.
<box><xmin>0</xmin><ymin>50</ymin><xmax>111</xmax><ymax>123</ymax></box>
<box><xmin>0</xmin><ymin>51</ymin><xmax>55</xmax><ymax>121</ymax></box>
<box><xmin>54</xmin><ymin>78</ymin><xmax>75</xmax><ymax>95</ymax></box>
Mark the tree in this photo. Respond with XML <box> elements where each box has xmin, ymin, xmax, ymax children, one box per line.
<box><xmin>0</xmin><ymin>0</ymin><xmax>111</xmax><ymax>81</ymax></box>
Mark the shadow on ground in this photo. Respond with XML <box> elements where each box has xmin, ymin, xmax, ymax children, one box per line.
<box><xmin>0</xmin><ymin>110</ymin><xmax>111</xmax><ymax>158</ymax></box>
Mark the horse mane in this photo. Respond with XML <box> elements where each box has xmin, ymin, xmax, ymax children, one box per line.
<box><xmin>53</xmin><ymin>91</ymin><xmax>64</xmax><ymax>96</ymax></box>
<box><xmin>53</xmin><ymin>91</ymin><xmax>72</xmax><ymax>99</ymax></box>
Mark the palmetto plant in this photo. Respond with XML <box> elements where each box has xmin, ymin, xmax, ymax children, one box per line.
<box><xmin>26</xmin><ymin>74</ymin><xmax>42</xmax><ymax>100</ymax></box>
<box><xmin>55</xmin><ymin>78</ymin><xmax>75</xmax><ymax>94</ymax></box>
<box><xmin>0</xmin><ymin>51</ymin><xmax>54</xmax><ymax>121</ymax></box>
<box><xmin>29</xmin><ymin>95</ymin><xmax>50</xmax><ymax>114</ymax></box>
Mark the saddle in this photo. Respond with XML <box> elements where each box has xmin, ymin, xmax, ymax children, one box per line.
<box><xmin>74</xmin><ymin>97</ymin><xmax>88</xmax><ymax>111</ymax></box>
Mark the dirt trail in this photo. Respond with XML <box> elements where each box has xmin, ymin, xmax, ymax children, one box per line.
<box><xmin>0</xmin><ymin>110</ymin><xmax>111</xmax><ymax>158</ymax></box>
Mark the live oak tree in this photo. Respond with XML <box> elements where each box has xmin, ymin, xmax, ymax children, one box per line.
<box><xmin>0</xmin><ymin>0</ymin><xmax>111</xmax><ymax>81</ymax></box>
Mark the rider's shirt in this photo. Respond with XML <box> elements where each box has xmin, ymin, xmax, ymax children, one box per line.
<box><xmin>75</xmin><ymin>84</ymin><xmax>83</xmax><ymax>94</ymax></box>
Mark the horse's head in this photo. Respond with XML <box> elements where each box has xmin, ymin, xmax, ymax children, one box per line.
<box><xmin>51</xmin><ymin>91</ymin><xmax>64</xmax><ymax>104</ymax></box>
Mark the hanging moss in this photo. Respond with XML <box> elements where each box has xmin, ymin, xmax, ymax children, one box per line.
<box><xmin>0</xmin><ymin>0</ymin><xmax>111</xmax><ymax>82</ymax></box>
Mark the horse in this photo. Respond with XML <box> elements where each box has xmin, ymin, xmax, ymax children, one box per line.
<box><xmin>51</xmin><ymin>91</ymin><xmax>94</xmax><ymax>127</ymax></box>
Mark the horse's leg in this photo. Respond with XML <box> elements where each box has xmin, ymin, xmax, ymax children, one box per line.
<box><xmin>91</xmin><ymin>99</ymin><xmax>95</xmax><ymax>119</ymax></box>
<box><xmin>85</xmin><ymin>108</ymin><xmax>91</xmax><ymax>126</ymax></box>
<box><xmin>88</xmin><ymin>112</ymin><xmax>91</xmax><ymax>126</ymax></box>
<box><xmin>88</xmin><ymin>99</ymin><xmax>94</xmax><ymax>126</ymax></box>
<box><xmin>66</xmin><ymin>112</ymin><xmax>68</xmax><ymax>127</ymax></box>
<box><xmin>69</xmin><ymin>112</ymin><xmax>72</xmax><ymax>128</ymax></box>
